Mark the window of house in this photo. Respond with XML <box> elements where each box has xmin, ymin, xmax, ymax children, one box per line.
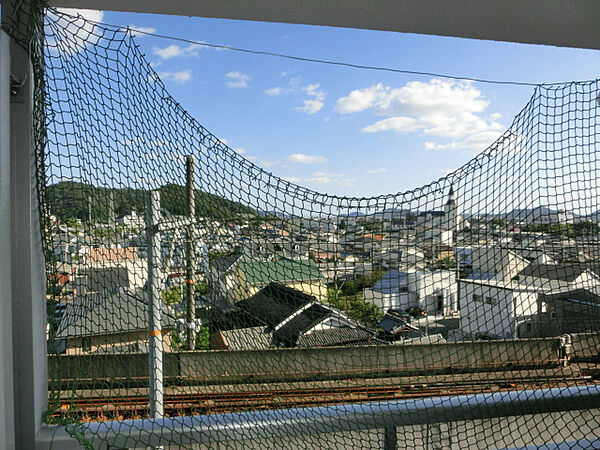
<box><xmin>472</xmin><ymin>294</ymin><xmax>483</xmax><ymax>303</ymax></box>
<box><xmin>82</xmin><ymin>337</ymin><xmax>92</xmax><ymax>352</ymax></box>
<box><xmin>484</xmin><ymin>296</ymin><xmax>498</xmax><ymax>306</ymax></box>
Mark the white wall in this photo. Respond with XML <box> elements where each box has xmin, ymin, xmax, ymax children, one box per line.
<box><xmin>415</xmin><ymin>271</ymin><xmax>457</xmax><ymax>314</ymax></box>
<box><xmin>471</xmin><ymin>247</ymin><xmax>530</xmax><ymax>282</ymax></box>
<box><xmin>460</xmin><ymin>283</ymin><xmax>516</xmax><ymax>339</ymax></box>
<box><xmin>363</xmin><ymin>289</ymin><xmax>414</xmax><ymax>312</ymax></box>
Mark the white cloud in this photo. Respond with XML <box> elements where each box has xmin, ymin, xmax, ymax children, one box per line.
<box><xmin>368</xmin><ymin>168</ymin><xmax>387</xmax><ymax>173</ymax></box>
<box><xmin>362</xmin><ymin>117</ymin><xmax>419</xmax><ymax>133</ymax></box>
<box><xmin>336</xmin><ymin>79</ymin><xmax>503</xmax><ymax>150</ymax></box>
<box><xmin>158</xmin><ymin>70</ymin><xmax>192</xmax><ymax>83</ymax></box>
<box><xmin>336</xmin><ymin>80</ymin><xmax>489</xmax><ymax>117</ymax></box>
<box><xmin>50</xmin><ymin>9</ymin><xmax>104</xmax><ymax>55</ymax></box>
<box><xmin>286</xmin><ymin>153</ymin><xmax>328</xmax><ymax>164</ymax></box>
<box><xmin>127</xmin><ymin>25</ymin><xmax>156</xmax><ymax>37</ymax></box>
<box><xmin>282</xmin><ymin>176</ymin><xmax>302</xmax><ymax>183</ymax></box>
<box><xmin>265</xmin><ymin>87</ymin><xmax>283</xmax><ymax>96</ymax></box>
<box><xmin>233</xmin><ymin>147</ymin><xmax>246</xmax><ymax>154</ymax></box>
<box><xmin>299</xmin><ymin>99</ymin><xmax>324</xmax><ymax>114</ymax></box>
<box><xmin>425</xmin><ymin>130</ymin><xmax>503</xmax><ymax>151</ymax></box>
<box><xmin>297</xmin><ymin>83</ymin><xmax>325</xmax><ymax>114</ymax></box>
<box><xmin>226</xmin><ymin>71</ymin><xmax>250</xmax><ymax>88</ymax></box>
<box><xmin>246</xmin><ymin>156</ymin><xmax>277</xmax><ymax>168</ymax></box>
<box><xmin>306</xmin><ymin>172</ymin><xmax>356</xmax><ymax>187</ymax></box>
<box><xmin>335</xmin><ymin>85</ymin><xmax>381</xmax><ymax>114</ymax></box>
<box><xmin>153</xmin><ymin>44</ymin><xmax>201</xmax><ymax>60</ymax></box>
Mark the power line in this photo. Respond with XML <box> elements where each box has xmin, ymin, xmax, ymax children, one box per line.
<box><xmin>57</xmin><ymin>9</ymin><xmax>564</xmax><ymax>87</ymax></box>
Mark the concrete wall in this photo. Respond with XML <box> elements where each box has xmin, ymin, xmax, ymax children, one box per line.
<box><xmin>48</xmin><ymin>339</ymin><xmax>561</xmax><ymax>385</ymax></box>
<box><xmin>570</xmin><ymin>333</ymin><xmax>600</xmax><ymax>359</ymax></box>
<box><xmin>177</xmin><ymin>339</ymin><xmax>559</xmax><ymax>383</ymax></box>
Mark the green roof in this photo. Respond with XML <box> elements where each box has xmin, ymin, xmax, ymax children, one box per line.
<box><xmin>239</xmin><ymin>259</ymin><xmax>322</xmax><ymax>285</ymax></box>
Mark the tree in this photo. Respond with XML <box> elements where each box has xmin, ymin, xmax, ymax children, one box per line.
<box><xmin>195</xmin><ymin>326</ymin><xmax>211</xmax><ymax>350</ymax></box>
<box><xmin>161</xmin><ymin>287</ymin><xmax>181</xmax><ymax>305</ymax></box>
<box><xmin>326</xmin><ymin>287</ymin><xmax>383</xmax><ymax>325</ymax></box>
<box><xmin>432</xmin><ymin>256</ymin><xmax>455</xmax><ymax>270</ymax></box>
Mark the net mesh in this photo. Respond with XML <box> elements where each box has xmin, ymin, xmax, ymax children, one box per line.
<box><xmin>6</xmin><ymin>3</ymin><xmax>600</xmax><ymax>448</ymax></box>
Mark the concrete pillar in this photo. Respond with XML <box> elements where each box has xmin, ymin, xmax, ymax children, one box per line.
<box><xmin>0</xmin><ymin>29</ymin><xmax>16</xmax><ymax>450</ymax></box>
<box><xmin>5</xmin><ymin>2</ymin><xmax>48</xmax><ymax>447</ymax></box>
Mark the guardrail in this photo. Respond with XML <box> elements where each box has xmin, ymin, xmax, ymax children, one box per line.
<box><xmin>36</xmin><ymin>385</ymin><xmax>600</xmax><ymax>449</ymax></box>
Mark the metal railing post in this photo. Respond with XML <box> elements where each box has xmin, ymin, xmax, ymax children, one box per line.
<box><xmin>185</xmin><ymin>155</ymin><xmax>196</xmax><ymax>349</ymax></box>
<box><xmin>147</xmin><ymin>191</ymin><xmax>164</xmax><ymax>418</ymax></box>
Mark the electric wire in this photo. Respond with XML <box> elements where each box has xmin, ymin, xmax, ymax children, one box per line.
<box><xmin>49</xmin><ymin>8</ymin><xmax>572</xmax><ymax>88</ymax></box>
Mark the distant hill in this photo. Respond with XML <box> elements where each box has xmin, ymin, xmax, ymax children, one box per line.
<box><xmin>46</xmin><ymin>181</ymin><xmax>256</xmax><ymax>223</ymax></box>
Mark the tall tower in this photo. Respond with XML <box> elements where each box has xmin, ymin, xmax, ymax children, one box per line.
<box><xmin>444</xmin><ymin>185</ymin><xmax>459</xmax><ymax>232</ymax></box>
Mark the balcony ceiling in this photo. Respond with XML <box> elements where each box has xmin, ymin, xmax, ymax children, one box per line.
<box><xmin>46</xmin><ymin>0</ymin><xmax>600</xmax><ymax>50</ymax></box>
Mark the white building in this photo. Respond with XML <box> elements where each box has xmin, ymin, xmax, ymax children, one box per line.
<box><xmin>119</xmin><ymin>210</ymin><xmax>145</xmax><ymax>227</ymax></box>
<box><xmin>74</xmin><ymin>259</ymin><xmax>148</xmax><ymax>295</ymax></box>
<box><xmin>460</xmin><ymin>258</ymin><xmax>600</xmax><ymax>339</ymax></box>
<box><xmin>459</xmin><ymin>280</ymin><xmax>541</xmax><ymax>339</ymax></box>
<box><xmin>364</xmin><ymin>269</ymin><xmax>457</xmax><ymax>314</ymax></box>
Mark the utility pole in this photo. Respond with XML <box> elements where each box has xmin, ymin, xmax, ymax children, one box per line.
<box><xmin>146</xmin><ymin>191</ymin><xmax>163</xmax><ymax>418</ymax></box>
<box><xmin>108</xmin><ymin>191</ymin><xmax>115</xmax><ymax>226</ymax></box>
<box><xmin>87</xmin><ymin>195</ymin><xmax>92</xmax><ymax>224</ymax></box>
<box><xmin>186</xmin><ymin>155</ymin><xmax>196</xmax><ymax>349</ymax></box>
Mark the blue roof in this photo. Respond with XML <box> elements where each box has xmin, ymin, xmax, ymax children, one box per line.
<box><xmin>371</xmin><ymin>270</ymin><xmax>409</xmax><ymax>294</ymax></box>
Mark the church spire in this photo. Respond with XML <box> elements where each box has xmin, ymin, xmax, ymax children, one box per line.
<box><xmin>446</xmin><ymin>185</ymin><xmax>455</xmax><ymax>206</ymax></box>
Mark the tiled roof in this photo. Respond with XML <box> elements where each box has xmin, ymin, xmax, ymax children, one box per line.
<box><xmin>236</xmin><ymin>283</ymin><xmax>315</xmax><ymax>328</ymax></box>
<box><xmin>240</xmin><ymin>258</ymin><xmax>322</xmax><ymax>284</ymax></box>
<box><xmin>296</xmin><ymin>328</ymin><xmax>373</xmax><ymax>347</ymax></box>
<box><xmin>518</xmin><ymin>263</ymin><xmax>600</xmax><ymax>282</ymax></box>
<box><xmin>274</xmin><ymin>304</ymin><xmax>331</xmax><ymax>346</ymax></box>
<box><xmin>56</xmin><ymin>287</ymin><xmax>175</xmax><ymax>339</ymax></box>
<box><xmin>220</xmin><ymin>326</ymin><xmax>273</xmax><ymax>350</ymax></box>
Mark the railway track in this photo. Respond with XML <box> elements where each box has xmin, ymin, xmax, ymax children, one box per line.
<box><xmin>50</xmin><ymin>374</ymin><xmax>597</xmax><ymax>422</ymax></box>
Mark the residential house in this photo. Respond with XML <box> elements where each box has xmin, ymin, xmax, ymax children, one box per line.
<box><xmin>235</xmin><ymin>283</ymin><xmax>362</xmax><ymax>347</ymax></box>
<box><xmin>235</xmin><ymin>258</ymin><xmax>327</xmax><ymax>301</ymax></box>
<box><xmin>55</xmin><ymin>287</ymin><xmax>176</xmax><ymax>354</ymax></box>
<box><xmin>75</xmin><ymin>259</ymin><xmax>148</xmax><ymax>294</ymax></box>
<box><xmin>119</xmin><ymin>210</ymin><xmax>145</xmax><ymax>227</ymax></box>
<box><xmin>459</xmin><ymin>260</ymin><xmax>600</xmax><ymax>339</ymax></box>
<box><xmin>467</xmin><ymin>246</ymin><xmax>530</xmax><ymax>282</ymax></box>
<box><xmin>207</xmin><ymin>253</ymin><xmax>250</xmax><ymax>304</ymax></box>
<box><xmin>364</xmin><ymin>269</ymin><xmax>457</xmax><ymax>314</ymax></box>
<box><xmin>459</xmin><ymin>279</ymin><xmax>540</xmax><ymax>340</ymax></box>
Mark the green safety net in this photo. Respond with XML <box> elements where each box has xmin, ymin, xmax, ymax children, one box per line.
<box><xmin>5</xmin><ymin>3</ymin><xmax>600</xmax><ymax>448</ymax></box>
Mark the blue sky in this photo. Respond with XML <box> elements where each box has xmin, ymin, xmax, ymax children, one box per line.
<box><xmin>59</xmin><ymin>8</ymin><xmax>600</xmax><ymax>198</ymax></box>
